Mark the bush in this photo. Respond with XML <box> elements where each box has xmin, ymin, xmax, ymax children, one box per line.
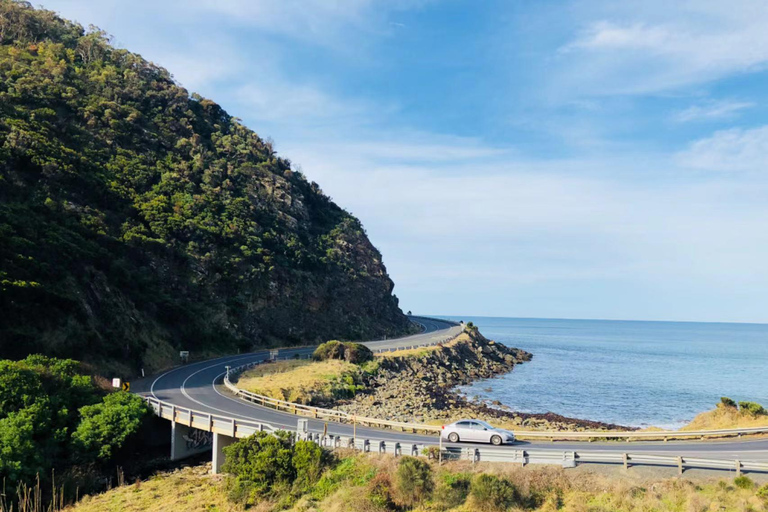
<box><xmin>222</xmin><ymin>431</ymin><xmax>295</xmax><ymax>497</ymax></box>
<box><xmin>292</xmin><ymin>440</ymin><xmax>325</xmax><ymax>493</ymax></box>
<box><xmin>720</xmin><ymin>397</ymin><xmax>737</xmax><ymax>408</ymax></box>
<box><xmin>224</xmin><ymin>432</ymin><xmax>331</xmax><ymax>500</ymax></box>
<box><xmin>469</xmin><ymin>473</ymin><xmax>520</xmax><ymax>512</ymax></box>
<box><xmin>72</xmin><ymin>391</ymin><xmax>149</xmax><ymax>461</ymax></box>
<box><xmin>757</xmin><ymin>483</ymin><xmax>768</xmax><ymax>502</ymax></box>
<box><xmin>734</xmin><ymin>475</ymin><xmax>754</xmax><ymax>490</ymax></box>
<box><xmin>433</xmin><ymin>472</ymin><xmax>471</xmax><ymax>510</ymax></box>
<box><xmin>313</xmin><ymin>341</ymin><xmax>373</xmax><ymax>364</ymax></box>
<box><xmin>394</xmin><ymin>456</ymin><xmax>433</xmax><ymax>507</ymax></box>
<box><xmin>738</xmin><ymin>401</ymin><xmax>766</xmax><ymax>416</ymax></box>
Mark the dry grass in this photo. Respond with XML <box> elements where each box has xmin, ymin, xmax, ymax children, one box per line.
<box><xmin>374</xmin><ymin>333</ymin><xmax>467</xmax><ymax>360</ymax></box>
<box><xmin>681</xmin><ymin>403</ymin><xmax>768</xmax><ymax>431</ymax></box>
<box><xmin>236</xmin><ymin>359</ymin><xmax>359</xmax><ymax>404</ymax></box>
<box><xmin>64</xmin><ymin>465</ymin><xmax>243</xmax><ymax>512</ymax></box>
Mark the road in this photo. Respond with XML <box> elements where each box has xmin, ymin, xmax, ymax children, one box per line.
<box><xmin>138</xmin><ymin>317</ymin><xmax>768</xmax><ymax>463</ymax></box>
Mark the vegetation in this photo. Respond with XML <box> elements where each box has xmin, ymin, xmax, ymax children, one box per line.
<box><xmin>0</xmin><ymin>0</ymin><xmax>410</xmax><ymax>374</ymax></box>
<box><xmin>313</xmin><ymin>340</ymin><xmax>374</xmax><ymax>364</ymax></box>
<box><xmin>682</xmin><ymin>399</ymin><xmax>767</xmax><ymax>431</ymax></box>
<box><xmin>236</xmin><ymin>359</ymin><xmax>367</xmax><ymax>405</ymax></box>
<box><xmin>0</xmin><ymin>356</ymin><xmax>150</xmax><ymax>509</ymax></box>
<box><xmin>65</xmin><ymin>447</ymin><xmax>768</xmax><ymax>511</ymax></box>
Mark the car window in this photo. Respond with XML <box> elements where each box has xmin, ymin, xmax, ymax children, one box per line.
<box><xmin>455</xmin><ymin>421</ymin><xmax>470</xmax><ymax>427</ymax></box>
<box><xmin>469</xmin><ymin>422</ymin><xmax>484</xmax><ymax>430</ymax></box>
<box><xmin>476</xmin><ymin>420</ymin><xmax>493</xmax><ymax>429</ymax></box>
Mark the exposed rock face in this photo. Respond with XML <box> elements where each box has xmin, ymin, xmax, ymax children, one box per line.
<box><xmin>339</xmin><ymin>329</ymin><xmax>632</xmax><ymax>432</ymax></box>
<box><xmin>0</xmin><ymin>1</ymin><xmax>412</xmax><ymax>373</ymax></box>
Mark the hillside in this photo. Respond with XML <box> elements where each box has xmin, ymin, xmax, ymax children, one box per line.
<box><xmin>0</xmin><ymin>1</ymin><xmax>411</xmax><ymax>375</ymax></box>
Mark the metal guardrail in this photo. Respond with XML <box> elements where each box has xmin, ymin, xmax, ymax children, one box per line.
<box><xmin>144</xmin><ymin>396</ymin><xmax>768</xmax><ymax>474</ymax></box>
<box><xmin>300</xmin><ymin>431</ymin><xmax>768</xmax><ymax>475</ymax></box>
<box><xmin>224</xmin><ymin>357</ymin><xmax>768</xmax><ymax>443</ymax></box>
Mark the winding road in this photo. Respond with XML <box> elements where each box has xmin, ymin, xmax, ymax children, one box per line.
<box><xmin>136</xmin><ymin>317</ymin><xmax>768</xmax><ymax>464</ymax></box>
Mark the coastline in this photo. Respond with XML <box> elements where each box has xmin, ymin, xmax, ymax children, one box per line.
<box><xmin>335</xmin><ymin>327</ymin><xmax>633</xmax><ymax>432</ymax></box>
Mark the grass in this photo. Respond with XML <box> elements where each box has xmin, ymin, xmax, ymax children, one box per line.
<box><xmin>681</xmin><ymin>402</ymin><xmax>768</xmax><ymax>431</ymax></box>
<box><xmin>374</xmin><ymin>333</ymin><xmax>467</xmax><ymax>360</ymax></box>
<box><xmin>236</xmin><ymin>359</ymin><xmax>363</xmax><ymax>405</ymax></box>
<box><xmin>64</xmin><ymin>455</ymin><xmax>768</xmax><ymax>512</ymax></box>
<box><xmin>64</xmin><ymin>466</ymin><xmax>242</xmax><ymax>512</ymax></box>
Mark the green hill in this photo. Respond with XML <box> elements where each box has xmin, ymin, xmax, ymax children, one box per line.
<box><xmin>0</xmin><ymin>0</ymin><xmax>411</xmax><ymax>375</ymax></box>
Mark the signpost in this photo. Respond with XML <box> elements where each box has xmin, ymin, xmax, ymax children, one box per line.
<box><xmin>122</xmin><ymin>381</ymin><xmax>130</xmax><ymax>392</ymax></box>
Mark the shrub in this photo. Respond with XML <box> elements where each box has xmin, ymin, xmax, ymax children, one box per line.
<box><xmin>738</xmin><ymin>401</ymin><xmax>766</xmax><ymax>416</ymax></box>
<box><xmin>734</xmin><ymin>475</ymin><xmax>754</xmax><ymax>490</ymax></box>
<box><xmin>394</xmin><ymin>456</ymin><xmax>433</xmax><ymax>507</ymax></box>
<box><xmin>757</xmin><ymin>483</ymin><xmax>768</xmax><ymax>502</ymax></box>
<box><xmin>222</xmin><ymin>431</ymin><xmax>295</xmax><ymax>497</ymax></box>
<box><xmin>368</xmin><ymin>472</ymin><xmax>396</xmax><ymax>509</ymax></box>
<box><xmin>469</xmin><ymin>473</ymin><xmax>520</xmax><ymax>512</ymax></box>
<box><xmin>433</xmin><ymin>472</ymin><xmax>471</xmax><ymax>510</ymax></box>
<box><xmin>292</xmin><ymin>440</ymin><xmax>325</xmax><ymax>493</ymax></box>
<box><xmin>313</xmin><ymin>341</ymin><xmax>373</xmax><ymax>364</ymax></box>
<box><xmin>72</xmin><ymin>391</ymin><xmax>149</xmax><ymax>461</ymax></box>
<box><xmin>720</xmin><ymin>397</ymin><xmax>737</xmax><ymax>408</ymax></box>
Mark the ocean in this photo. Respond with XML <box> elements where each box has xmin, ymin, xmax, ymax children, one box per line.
<box><xmin>443</xmin><ymin>316</ymin><xmax>768</xmax><ymax>429</ymax></box>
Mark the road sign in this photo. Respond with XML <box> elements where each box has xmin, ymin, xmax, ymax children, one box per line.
<box><xmin>112</xmin><ymin>378</ymin><xmax>121</xmax><ymax>388</ymax></box>
<box><xmin>122</xmin><ymin>381</ymin><xmax>130</xmax><ymax>392</ymax></box>
<box><xmin>269</xmin><ymin>349</ymin><xmax>279</xmax><ymax>361</ymax></box>
<box><xmin>180</xmin><ymin>350</ymin><xmax>189</xmax><ymax>364</ymax></box>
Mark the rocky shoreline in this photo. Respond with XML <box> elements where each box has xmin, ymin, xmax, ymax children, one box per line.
<box><xmin>337</xmin><ymin>327</ymin><xmax>633</xmax><ymax>432</ymax></box>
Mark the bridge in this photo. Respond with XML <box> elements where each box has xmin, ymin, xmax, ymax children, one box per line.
<box><xmin>135</xmin><ymin>316</ymin><xmax>768</xmax><ymax>475</ymax></box>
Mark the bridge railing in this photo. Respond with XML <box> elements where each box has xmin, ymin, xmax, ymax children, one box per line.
<box><xmin>142</xmin><ymin>395</ymin><xmax>768</xmax><ymax>475</ymax></box>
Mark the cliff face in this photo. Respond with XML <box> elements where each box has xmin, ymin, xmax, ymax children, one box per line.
<box><xmin>0</xmin><ymin>1</ymin><xmax>411</xmax><ymax>373</ymax></box>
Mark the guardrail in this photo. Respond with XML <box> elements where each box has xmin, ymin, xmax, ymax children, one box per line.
<box><xmin>224</xmin><ymin>357</ymin><xmax>768</xmax><ymax>443</ymax></box>
<box><xmin>144</xmin><ymin>395</ymin><xmax>768</xmax><ymax>475</ymax></box>
<box><xmin>300</xmin><ymin>431</ymin><xmax>768</xmax><ymax>475</ymax></box>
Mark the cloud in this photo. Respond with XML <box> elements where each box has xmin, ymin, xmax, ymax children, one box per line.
<box><xmin>673</xmin><ymin>100</ymin><xmax>755</xmax><ymax>123</ymax></box>
<box><xmin>677</xmin><ymin>126</ymin><xmax>768</xmax><ymax>172</ymax></box>
<box><xmin>555</xmin><ymin>0</ymin><xmax>768</xmax><ymax>95</ymax></box>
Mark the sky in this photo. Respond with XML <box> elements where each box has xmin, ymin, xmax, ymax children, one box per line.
<box><xmin>39</xmin><ymin>0</ymin><xmax>768</xmax><ymax>323</ymax></box>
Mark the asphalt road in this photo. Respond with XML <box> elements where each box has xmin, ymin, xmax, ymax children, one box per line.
<box><xmin>138</xmin><ymin>317</ymin><xmax>768</xmax><ymax>462</ymax></box>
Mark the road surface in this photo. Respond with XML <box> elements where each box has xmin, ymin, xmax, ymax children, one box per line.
<box><xmin>137</xmin><ymin>317</ymin><xmax>768</xmax><ymax>463</ymax></box>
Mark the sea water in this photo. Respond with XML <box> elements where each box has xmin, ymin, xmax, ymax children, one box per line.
<box><xmin>446</xmin><ymin>316</ymin><xmax>768</xmax><ymax>429</ymax></box>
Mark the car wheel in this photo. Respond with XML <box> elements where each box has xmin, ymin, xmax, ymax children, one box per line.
<box><xmin>448</xmin><ymin>433</ymin><xmax>459</xmax><ymax>443</ymax></box>
<box><xmin>490</xmin><ymin>435</ymin><xmax>502</xmax><ymax>446</ymax></box>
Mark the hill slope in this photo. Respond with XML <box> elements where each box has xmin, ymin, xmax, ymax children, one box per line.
<box><xmin>0</xmin><ymin>1</ymin><xmax>411</xmax><ymax>374</ymax></box>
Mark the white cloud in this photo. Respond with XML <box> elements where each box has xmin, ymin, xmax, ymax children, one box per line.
<box><xmin>556</xmin><ymin>0</ymin><xmax>768</xmax><ymax>95</ymax></box>
<box><xmin>677</xmin><ymin>126</ymin><xmax>768</xmax><ymax>172</ymax></box>
<box><xmin>673</xmin><ymin>100</ymin><xmax>754</xmax><ymax>123</ymax></box>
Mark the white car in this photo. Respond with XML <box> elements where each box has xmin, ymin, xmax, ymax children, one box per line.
<box><xmin>441</xmin><ymin>419</ymin><xmax>515</xmax><ymax>445</ymax></box>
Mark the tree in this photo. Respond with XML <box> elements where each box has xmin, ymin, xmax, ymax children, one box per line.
<box><xmin>72</xmin><ymin>392</ymin><xmax>149</xmax><ymax>461</ymax></box>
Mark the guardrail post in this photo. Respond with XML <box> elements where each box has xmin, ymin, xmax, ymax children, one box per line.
<box><xmin>735</xmin><ymin>460</ymin><xmax>741</xmax><ymax>476</ymax></box>
<box><xmin>363</xmin><ymin>439</ymin><xmax>370</xmax><ymax>453</ymax></box>
<box><xmin>562</xmin><ymin>452</ymin><xmax>576</xmax><ymax>468</ymax></box>
<box><xmin>677</xmin><ymin>457</ymin><xmax>684</xmax><ymax>475</ymax></box>
<box><xmin>171</xmin><ymin>405</ymin><xmax>176</xmax><ymax>422</ymax></box>
<box><xmin>231</xmin><ymin>418</ymin><xmax>236</xmax><ymax>437</ymax></box>
<box><xmin>208</xmin><ymin>413</ymin><xmax>213</xmax><ymax>432</ymax></box>
<box><xmin>378</xmin><ymin>441</ymin><xmax>386</xmax><ymax>453</ymax></box>
<box><xmin>394</xmin><ymin>443</ymin><xmax>401</xmax><ymax>456</ymax></box>
<box><xmin>623</xmin><ymin>453</ymin><xmax>629</xmax><ymax>470</ymax></box>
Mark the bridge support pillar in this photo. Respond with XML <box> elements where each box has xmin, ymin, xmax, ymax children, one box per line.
<box><xmin>212</xmin><ymin>432</ymin><xmax>235</xmax><ymax>475</ymax></box>
<box><xmin>171</xmin><ymin>421</ymin><xmax>212</xmax><ymax>461</ymax></box>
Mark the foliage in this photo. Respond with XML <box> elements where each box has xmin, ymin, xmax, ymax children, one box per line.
<box><xmin>394</xmin><ymin>456</ymin><xmax>433</xmax><ymax>507</ymax></box>
<box><xmin>738</xmin><ymin>401</ymin><xmax>766</xmax><ymax>416</ymax></box>
<box><xmin>72</xmin><ymin>392</ymin><xmax>149</xmax><ymax>460</ymax></box>
<box><xmin>469</xmin><ymin>473</ymin><xmax>521</xmax><ymax>512</ymax></box>
<box><xmin>0</xmin><ymin>355</ymin><xmax>149</xmax><ymax>507</ymax></box>
<box><xmin>222</xmin><ymin>431</ymin><xmax>332</xmax><ymax>502</ymax></box>
<box><xmin>432</xmin><ymin>472</ymin><xmax>472</xmax><ymax>510</ymax></box>
<box><xmin>719</xmin><ymin>396</ymin><xmax>737</xmax><ymax>408</ymax></box>
<box><xmin>312</xmin><ymin>341</ymin><xmax>373</xmax><ymax>364</ymax></box>
<box><xmin>733</xmin><ymin>475</ymin><xmax>754</xmax><ymax>490</ymax></box>
<box><xmin>757</xmin><ymin>483</ymin><xmax>768</xmax><ymax>503</ymax></box>
<box><xmin>0</xmin><ymin>0</ymin><xmax>409</xmax><ymax>372</ymax></box>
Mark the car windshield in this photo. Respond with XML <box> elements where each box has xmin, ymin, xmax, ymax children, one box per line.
<box><xmin>475</xmin><ymin>420</ymin><xmax>494</xmax><ymax>430</ymax></box>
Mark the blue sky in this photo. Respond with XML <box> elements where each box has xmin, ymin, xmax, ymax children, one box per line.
<box><xmin>41</xmin><ymin>0</ymin><xmax>768</xmax><ymax>323</ymax></box>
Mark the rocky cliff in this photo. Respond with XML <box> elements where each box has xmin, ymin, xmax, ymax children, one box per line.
<box><xmin>0</xmin><ymin>1</ymin><xmax>412</xmax><ymax>374</ymax></box>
